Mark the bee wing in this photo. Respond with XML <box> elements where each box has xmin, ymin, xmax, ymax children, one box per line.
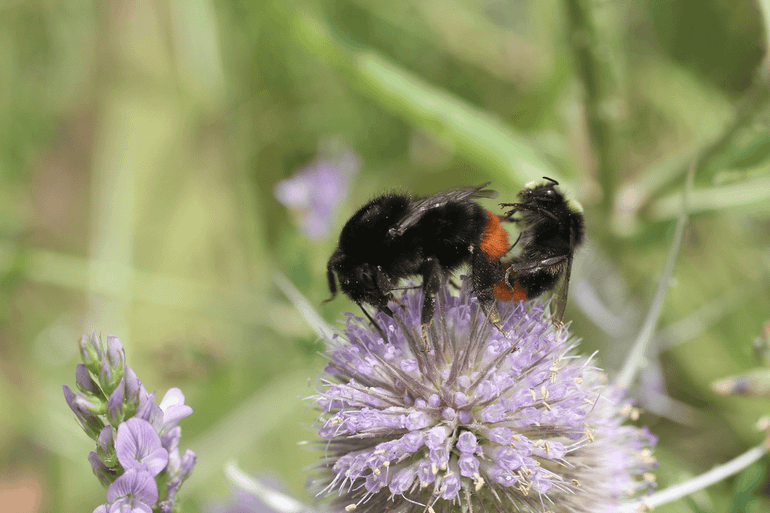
<box><xmin>550</xmin><ymin>256</ymin><xmax>573</xmax><ymax>327</ymax></box>
<box><xmin>393</xmin><ymin>183</ymin><xmax>498</xmax><ymax>235</ymax></box>
<box><xmin>550</xmin><ymin>221</ymin><xmax>581</xmax><ymax>326</ymax></box>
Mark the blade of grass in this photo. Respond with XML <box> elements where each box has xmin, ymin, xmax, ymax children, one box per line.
<box><xmin>616</xmin><ymin>162</ymin><xmax>694</xmax><ymax>389</ymax></box>
<box><xmin>288</xmin><ymin>11</ymin><xmax>559</xmax><ymax>189</ymax></box>
<box><xmin>646</xmin><ymin>174</ymin><xmax>770</xmax><ymax>220</ymax></box>
<box><xmin>273</xmin><ymin>271</ymin><xmax>335</xmax><ymax>346</ymax></box>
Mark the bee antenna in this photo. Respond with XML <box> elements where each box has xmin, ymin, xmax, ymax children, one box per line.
<box><xmin>542</xmin><ymin>176</ymin><xmax>559</xmax><ymax>186</ymax></box>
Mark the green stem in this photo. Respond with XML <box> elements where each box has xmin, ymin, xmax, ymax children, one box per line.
<box><xmin>620</xmin><ymin>445</ymin><xmax>768</xmax><ymax>511</ymax></box>
<box><xmin>563</xmin><ymin>0</ymin><xmax>619</xmax><ymax>215</ymax></box>
<box><xmin>616</xmin><ymin>164</ymin><xmax>693</xmax><ymax>389</ymax></box>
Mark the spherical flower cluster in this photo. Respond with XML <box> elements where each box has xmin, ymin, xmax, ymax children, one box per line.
<box><xmin>309</xmin><ymin>283</ymin><xmax>656</xmax><ymax>513</ymax></box>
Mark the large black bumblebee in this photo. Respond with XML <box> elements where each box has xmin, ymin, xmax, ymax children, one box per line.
<box><xmin>498</xmin><ymin>177</ymin><xmax>585</xmax><ymax>325</ymax></box>
<box><xmin>326</xmin><ymin>184</ymin><xmax>511</xmax><ymax>335</ymax></box>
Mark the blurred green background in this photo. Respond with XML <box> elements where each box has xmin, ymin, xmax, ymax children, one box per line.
<box><xmin>2</xmin><ymin>0</ymin><xmax>770</xmax><ymax>512</ymax></box>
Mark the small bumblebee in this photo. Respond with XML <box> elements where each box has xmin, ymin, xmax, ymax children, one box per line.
<box><xmin>326</xmin><ymin>183</ymin><xmax>511</xmax><ymax>336</ymax></box>
<box><xmin>497</xmin><ymin>177</ymin><xmax>585</xmax><ymax>325</ymax></box>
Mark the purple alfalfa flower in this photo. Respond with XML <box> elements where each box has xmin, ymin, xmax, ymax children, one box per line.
<box><xmin>274</xmin><ymin>148</ymin><xmax>360</xmax><ymax>240</ymax></box>
<box><xmin>93</xmin><ymin>468</ymin><xmax>159</xmax><ymax>513</ymax></box>
<box><xmin>308</xmin><ymin>280</ymin><xmax>657</xmax><ymax>513</ymax></box>
<box><xmin>64</xmin><ymin>333</ymin><xmax>197</xmax><ymax>512</ymax></box>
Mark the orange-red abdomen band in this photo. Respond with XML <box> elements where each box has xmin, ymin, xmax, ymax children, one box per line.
<box><xmin>479</xmin><ymin>211</ymin><xmax>509</xmax><ymax>260</ymax></box>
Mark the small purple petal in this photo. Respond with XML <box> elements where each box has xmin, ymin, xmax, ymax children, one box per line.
<box><xmin>158</xmin><ymin>388</ymin><xmax>193</xmax><ymax>432</ymax></box>
<box><xmin>425</xmin><ymin>426</ymin><xmax>450</xmax><ymax>449</ymax></box>
<box><xmin>135</xmin><ymin>389</ymin><xmax>163</xmax><ymax>430</ymax></box>
<box><xmin>479</xmin><ymin>403</ymin><xmax>506</xmax><ymax>423</ymax></box>
<box><xmin>107</xmin><ymin>380</ymin><xmax>125</xmax><ymax>425</ymax></box>
<box><xmin>107</xmin><ymin>469</ymin><xmax>158</xmax><ymax>510</ymax></box>
<box><xmin>458</xmin><ymin>454</ymin><xmax>479</xmax><ymax>477</ymax></box>
<box><xmin>76</xmin><ymin>364</ymin><xmax>100</xmax><ymax>395</ymax></box>
<box><xmin>74</xmin><ymin>393</ymin><xmax>104</xmax><ymax>416</ymax></box>
<box><xmin>116</xmin><ymin>418</ymin><xmax>169</xmax><ymax>476</ymax></box>
<box><xmin>399</xmin><ymin>431</ymin><xmax>424</xmax><ymax>453</ymax></box>
<box><xmin>456</xmin><ymin>432</ymin><xmax>477</xmax><ymax>454</ymax></box>
<box><xmin>439</xmin><ymin>471</ymin><xmax>461</xmax><ymax>500</ymax></box>
<box><xmin>105</xmin><ymin>336</ymin><xmax>125</xmax><ymax>369</ymax></box>
<box><xmin>179</xmin><ymin>449</ymin><xmax>196</xmax><ymax>480</ymax></box>
<box><xmin>124</xmin><ymin>367</ymin><xmax>142</xmax><ymax>409</ymax></box>
<box><xmin>80</xmin><ymin>332</ymin><xmax>101</xmax><ymax>369</ymax></box>
<box><xmin>63</xmin><ymin>385</ymin><xmax>77</xmax><ymax>412</ymax></box>
<box><xmin>98</xmin><ymin>426</ymin><xmax>114</xmax><ymax>454</ymax></box>
<box><xmin>99</xmin><ymin>360</ymin><xmax>113</xmax><ymax>390</ymax></box>
<box><xmin>88</xmin><ymin>451</ymin><xmax>114</xmax><ymax>486</ymax></box>
<box><xmin>404</xmin><ymin>411</ymin><xmax>431</xmax><ymax>430</ymax></box>
<box><xmin>389</xmin><ymin>466</ymin><xmax>417</xmax><ymax>495</ymax></box>
<box><xmin>161</xmin><ymin>426</ymin><xmax>181</xmax><ymax>474</ymax></box>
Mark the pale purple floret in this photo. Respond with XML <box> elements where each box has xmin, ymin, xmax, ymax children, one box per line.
<box><xmin>97</xmin><ymin>468</ymin><xmax>158</xmax><ymax>513</ymax></box>
<box><xmin>158</xmin><ymin>387</ymin><xmax>194</xmax><ymax>433</ymax></box>
<box><xmin>309</xmin><ymin>280</ymin><xmax>657</xmax><ymax>513</ymax></box>
<box><xmin>116</xmin><ymin>418</ymin><xmax>169</xmax><ymax>476</ymax></box>
<box><xmin>274</xmin><ymin>149</ymin><xmax>360</xmax><ymax>240</ymax></box>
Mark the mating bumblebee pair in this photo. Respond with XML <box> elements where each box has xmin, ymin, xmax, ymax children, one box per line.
<box><xmin>325</xmin><ymin>178</ymin><xmax>585</xmax><ymax>337</ymax></box>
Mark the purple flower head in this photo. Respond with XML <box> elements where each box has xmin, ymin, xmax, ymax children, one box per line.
<box><xmin>116</xmin><ymin>418</ymin><xmax>169</xmax><ymax>476</ymax></box>
<box><xmin>274</xmin><ymin>148</ymin><xmax>360</xmax><ymax>240</ymax></box>
<box><xmin>309</xmin><ymin>281</ymin><xmax>657</xmax><ymax>512</ymax></box>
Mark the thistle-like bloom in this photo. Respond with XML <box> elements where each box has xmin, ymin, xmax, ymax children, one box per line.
<box><xmin>309</xmin><ymin>283</ymin><xmax>657</xmax><ymax>513</ymax></box>
<box><xmin>63</xmin><ymin>333</ymin><xmax>196</xmax><ymax>513</ymax></box>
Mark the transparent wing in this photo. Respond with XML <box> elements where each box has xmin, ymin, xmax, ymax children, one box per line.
<box><xmin>393</xmin><ymin>182</ymin><xmax>498</xmax><ymax>235</ymax></box>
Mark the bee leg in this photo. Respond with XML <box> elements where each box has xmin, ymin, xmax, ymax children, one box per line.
<box><xmin>419</xmin><ymin>257</ymin><xmax>443</xmax><ymax>344</ymax></box>
<box><xmin>391</xmin><ymin>294</ymin><xmax>407</xmax><ymax>310</ymax></box>
<box><xmin>471</xmin><ymin>250</ymin><xmax>508</xmax><ymax>336</ymax></box>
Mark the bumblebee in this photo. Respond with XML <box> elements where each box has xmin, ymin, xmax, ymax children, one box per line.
<box><xmin>498</xmin><ymin>177</ymin><xmax>585</xmax><ymax>325</ymax></box>
<box><xmin>326</xmin><ymin>184</ymin><xmax>510</xmax><ymax>335</ymax></box>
